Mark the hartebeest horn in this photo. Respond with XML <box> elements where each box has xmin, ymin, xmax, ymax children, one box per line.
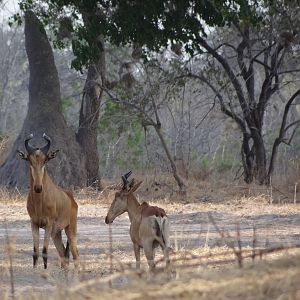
<box><xmin>41</xmin><ymin>133</ymin><xmax>51</xmax><ymax>155</ymax></box>
<box><xmin>24</xmin><ymin>133</ymin><xmax>35</xmax><ymax>155</ymax></box>
<box><xmin>121</xmin><ymin>170</ymin><xmax>132</xmax><ymax>188</ymax></box>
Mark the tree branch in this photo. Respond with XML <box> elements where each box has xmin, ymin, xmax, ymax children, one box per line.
<box><xmin>267</xmin><ymin>88</ymin><xmax>300</xmax><ymax>180</ymax></box>
<box><xmin>194</xmin><ymin>33</ymin><xmax>250</xmax><ymax>121</ymax></box>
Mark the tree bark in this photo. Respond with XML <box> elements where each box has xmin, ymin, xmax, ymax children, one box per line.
<box><xmin>193</xmin><ymin>30</ymin><xmax>285</xmax><ymax>185</ymax></box>
<box><xmin>252</xmin><ymin>131</ymin><xmax>267</xmax><ymax>185</ymax></box>
<box><xmin>241</xmin><ymin>132</ymin><xmax>254</xmax><ymax>184</ymax></box>
<box><xmin>76</xmin><ymin>59</ymin><xmax>105</xmax><ymax>188</ymax></box>
<box><xmin>267</xmin><ymin>89</ymin><xmax>300</xmax><ymax>183</ymax></box>
<box><xmin>0</xmin><ymin>11</ymin><xmax>86</xmax><ymax>189</ymax></box>
<box><xmin>76</xmin><ymin>11</ymin><xmax>106</xmax><ymax>189</ymax></box>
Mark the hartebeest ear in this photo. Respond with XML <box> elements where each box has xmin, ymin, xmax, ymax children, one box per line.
<box><xmin>16</xmin><ymin>150</ymin><xmax>28</xmax><ymax>160</ymax></box>
<box><xmin>47</xmin><ymin>149</ymin><xmax>59</xmax><ymax>161</ymax></box>
<box><xmin>129</xmin><ymin>180</ymin><xmax>143</xmax><ymax>194</ymax></box>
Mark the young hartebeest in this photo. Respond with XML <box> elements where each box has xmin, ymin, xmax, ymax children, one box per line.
<box><xmin>17</xmin><ymin>133</ymin><xmax>79</xmax><ymax>269</ymax></box>
<box><xmin>105</xmin><ymin>172</ymin><xmax>171</xmax><ymax>270</ymax></box>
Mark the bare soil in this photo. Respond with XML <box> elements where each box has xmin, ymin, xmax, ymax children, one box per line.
<box><xmin>1</xmin><ymin>188</ymin><xmax>300</xmax><ymax>299</ymax></box>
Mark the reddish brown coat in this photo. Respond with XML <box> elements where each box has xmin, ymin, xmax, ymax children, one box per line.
<box><xmin>140</xmin><ymin>202</ymin><xmax>167</xmax><ymax>218</ymax></box>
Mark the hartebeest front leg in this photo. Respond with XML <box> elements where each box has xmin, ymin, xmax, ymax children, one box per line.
<box><xmin>43</xmin><ymin>223</ymin><xmax>53</xmax><ymax>269</ymax></box>
<box><xmin>133</xmin><ymin>243</ymin><xmax>141</xmax><ymax>269</ymax></box>
<box><xmin>51</xmin><ymin>229</ymin><xmax>67</xmax><ymax>268</ymax></box>
<box><xmin>31</xmin><ymin>222</ymin><xmax>39</xmax><ymax>267</ymax></box>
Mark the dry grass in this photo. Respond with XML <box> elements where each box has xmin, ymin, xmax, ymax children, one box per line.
<box><xmin>1</xmin><ymin>174</ymin><xmax>300</xmax><ymax>299</ymax></box>
<box><xmin>10</xmin><ymin>249</ymin><xmax>300</xmax><ymax>300</ymax></box>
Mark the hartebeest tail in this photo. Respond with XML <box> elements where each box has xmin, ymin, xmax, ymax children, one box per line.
<box><xmin>155</xmin><ymin>216</ymin><xmax>171</xmax><ymax>250</ymax></box>
<box><xmin>17</xmin><ymin>133</ymin><xmax>79</xmax><ymax>269</ymax></box>
<box><xmin>105</xmin><ymin>172</ymin><xmax>171</xmax><ymax>270</ymax></box>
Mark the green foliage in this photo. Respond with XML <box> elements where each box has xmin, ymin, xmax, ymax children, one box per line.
<box><xmin>98</xmin><ymin>100</ymin><xmax>123</xmax><ymax>139</ymax></box>
<box><xmin>62</xmin><ymin>97</ymin><xmax>72</xmax><ymax>113</ymax></box>
<box><xmin>98</xmin><ymin>100</ymin><xmax>145</xmax><ymax>171</ymax></box>
<box><xmin>213</xmin><ymin>141</ymin><xmax>240</xmax><ymax>173</ymax></box>
<box><xmin>215</xmin><ymin>154</ymin><xmax>235</xmax><ymax>173</ymax></box>
<box><xmin>14</xmin><ymin>0</ymin><xmax>262</xmax><ymax>70</ymax></box>
<box><xmin>8</xmin><ymin>13</ymin><xmax>23</xmax><ymax>27</ymax></box>
<box><xmin>200</xmin><ymin>157</ymin><xmax>210</xmax><ymax>172</ymax></box>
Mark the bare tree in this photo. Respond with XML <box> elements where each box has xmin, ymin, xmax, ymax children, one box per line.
<box><xmin>184</xmin><ymin>16</ymin><xmax>300</xmax><ymax>184</ymax></box>
<box><xmin>104</xmin><ymin>60</ymin><xmax>187</xmax><ymax>193</ymax></box>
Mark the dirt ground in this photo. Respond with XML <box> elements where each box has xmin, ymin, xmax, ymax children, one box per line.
<box><xmin>1</xmin><ymin>183</ymin><xmax>300</xmax><ymax>299</ymax></box>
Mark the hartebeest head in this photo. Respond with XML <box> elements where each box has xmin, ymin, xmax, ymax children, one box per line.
<box><xmin>105</xmin><ymin>171</ymin><xmax>142</xmax><ymax>224</ymax></box>
<box><xmin>17</xmin><ymin>133</ymin><xmax>59</xmax><ymax>193</ymax></box>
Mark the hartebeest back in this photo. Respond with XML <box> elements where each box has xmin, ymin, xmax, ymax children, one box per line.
<box><xmin>105</xmin><ymin>172</ymin><xmax>171</xmax><ymax>270</ymax></box>
<box><xmin>17</xmin><ymin>133</ymin><xmax>79</xmax><ymax>269</ymax></box>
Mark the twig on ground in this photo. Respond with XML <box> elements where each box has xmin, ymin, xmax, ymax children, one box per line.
<box><xmin>236</xmin><ymin>223</ymin><xmax>243</xmax><ymax>268</ymax></box>
<box><xmin>108</xmin><ymin>223</ymin><xmax>113</xmax><ymax>287</ymax></box>
<box><xmin>208</xmin><ymin>213</ymin><xmax>243</xmax><ymax>268</ymax></box>
<box><xmin>252</xmin><ymin>226</ymin><xmax>257</xmax><ymax>262</ymax></box>
<box><xmin>4</xmin><ymin>219</ymin><xmax>15</xmax><ymax>300</ymax></box>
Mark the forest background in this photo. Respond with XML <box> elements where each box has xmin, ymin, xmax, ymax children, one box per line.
<box><xmin>0</xmin><ymin>0</ymin><xmax>299</xmax><ymax>196</ymax></box>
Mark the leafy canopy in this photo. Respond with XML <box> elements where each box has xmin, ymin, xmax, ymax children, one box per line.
<box><xmin>14</xmin><ymin>0</ymin><xmax>261</xmax><ymax>70</ymax></box>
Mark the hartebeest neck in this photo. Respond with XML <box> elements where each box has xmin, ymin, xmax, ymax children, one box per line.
<box><xmin>126</xmin><ymin>194</ymin><xmax>142</xmax><ymax>224</ymax></box>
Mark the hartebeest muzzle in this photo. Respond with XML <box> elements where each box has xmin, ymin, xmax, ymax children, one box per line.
<box><xmin>34</xmin><ymin>185</ymin><xmax>43</xmax><ymax>193</ymax></box>
<box><xmin>105</xmin><ymin>214</ymin><xmax>116</xmax><ymax>224</ymax></box>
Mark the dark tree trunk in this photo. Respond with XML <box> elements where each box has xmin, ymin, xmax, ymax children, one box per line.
<box><xmin>267</xmin><ymin>89</ymin><xmax>300</xmax><ymax>184</ymax></box>
<box><xmin>241</xmin><ymin>135</ymin><xmax>267</xmax><ymax>185</ymax></box>
<box><xmin>241</xmin><ymin>133</ymin><xmax>254</xmax><ymax>184</ymax></box>
<box><xmin>76</xmin><ymin>12</ymin><xmax>105</xmax><ymax>189</ymax></box>
<box><xmin>76</xmin><ymin>56</ymin><xmax>105</xmax><ymax>189</ymax></box>
<box><xmin>252</xmin><ymin>132</ymin><xmax>267</xmax><ymax>185</ymax></box>
<box><xmin>267</xmin><ymin>138</ymin><xmax>280</xmax><ymax>184</ymax></box>
<box><xmin>241</xmin><ymin>114</ymin><xmax>267</xmax><ymax>185</ymax></box>
<box><xmin>0</xmin><ymin>11</ymin><xmax>86</xmax><ymax>189</ymax></box>
<box><xmin>193</xmin><ymin>28</ymin><xmax>288</xmax><ymax>186</ymax></box>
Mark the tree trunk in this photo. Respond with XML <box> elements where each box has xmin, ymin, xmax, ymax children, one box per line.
<box><xmin>267</xmin><ymin>89</ymin><xmax>300</xmax><ymax>184</ymax></box>
<box><xmin>241</xmin><ymin>127</ymin><xmax>267</xmax><ymax>185</ymax></box>
<box><xmin>76</xmin><ymin>56</ymin><xmax>105</xmax><ymax>188</ymax></box>
<box><xmin>241</xmin><ymin>132</ymin><xmax>254</xmax><ymax>184</ymax></box>
<box><xmin>267</xmin><ymin>138</ymin><xmax>280</xmax><ymax>184</ymax></box>
<box><xmin>76</xmin><ymin>11</ymin><xmax>105</xmax><ymax>189</ymax></box>
<box><xmin>0</xmin><ymin>11</ymin><xmax>86</xmax><ymax>189</ymax></box>
<box><xmin>252</xmin><ymin>132</ymin><xmax>267</xmax><ymax>185</ymax></box>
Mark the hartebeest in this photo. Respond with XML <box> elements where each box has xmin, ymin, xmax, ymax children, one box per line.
<box><xmin>17</xmin><ymin>133</ymin><xmax>79</xmax><ymax>269</ymax></box>
<box><xmin>105</xmin><ymin>172</ymin><xmax>171</xmax><ymax>270</ymax></box>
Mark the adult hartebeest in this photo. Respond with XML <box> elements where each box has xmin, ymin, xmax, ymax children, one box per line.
<box><xmin>17</xmin><ymin>133</ymin><xmax>79</xmax><ymax>269</ymax></box>
<box><xmin>105</xmin><ymin>172</ymin><xmax>171</xmax><ymax>270</ymax></box>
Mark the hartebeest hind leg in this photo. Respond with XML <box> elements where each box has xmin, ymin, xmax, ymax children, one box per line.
<box><xmin>163</xmin><ymin>248</ymin><xmax>170</xmax><ymax>267</ymax></box>
<box><xmin>143</xmin><ymin>240</ymin><xmax>155</xmax><ymax>270</ymax></box>
<box><xmin>31</xmin><ymin>222</ymin><xmax>39</xmax><ymax>267</ymax></box>
<box><xmin>156</xmin><ymin>237</ymin><xmax>171</xmax><ymax>268</ymax></box>
<box><xmin>65</xmin><ymin>225</ymin><xmax>79</xmax><ymax>269</ymax></box>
